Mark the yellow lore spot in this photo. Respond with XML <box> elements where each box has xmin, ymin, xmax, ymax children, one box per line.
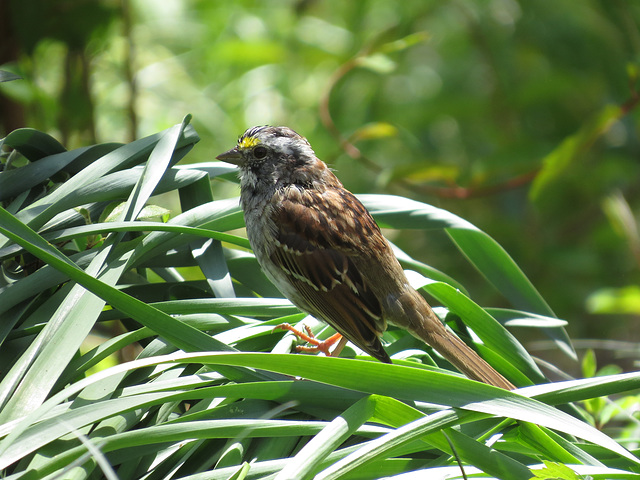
<box><xmin>239</xmin><ymin>136</ymin><xmax>261</xmax><ymax>149</ymax></box>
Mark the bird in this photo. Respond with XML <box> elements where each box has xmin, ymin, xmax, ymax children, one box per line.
<box><xmin>217</xmin><ymin>125</ymin><xmax>514</xmax><ymax>389</ymax></box>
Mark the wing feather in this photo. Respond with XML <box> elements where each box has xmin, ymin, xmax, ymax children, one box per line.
<box><xmin>269</xmin><ymin>185</ymin><xmax>390</xmax><ymax>362</ymax></box>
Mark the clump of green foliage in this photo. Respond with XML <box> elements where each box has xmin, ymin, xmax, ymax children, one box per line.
<box><xmin>1</xmin><ymin>119</ymin><xmax>640</xmax><ymax>479</ymax></box>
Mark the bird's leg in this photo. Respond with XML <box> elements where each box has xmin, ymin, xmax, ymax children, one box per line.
<box><xmin>274</xmin><ymin>323</ymin><xmax>345</xmax><ymax>357</ymax></box>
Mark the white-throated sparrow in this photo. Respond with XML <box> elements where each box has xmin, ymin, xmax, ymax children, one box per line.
<box><xmin>217</xmin><ymin>125</ymin><xmax>514</xmax><ymax>389</ymax></box>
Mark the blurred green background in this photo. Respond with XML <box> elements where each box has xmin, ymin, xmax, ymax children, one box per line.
<box><xmin>2</xmin><ymin>0</ymin><xmax>639</xmax><ymax>374</ymax></box>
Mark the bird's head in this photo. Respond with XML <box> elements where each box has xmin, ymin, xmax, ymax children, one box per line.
<box><xmin>217</xmin><ymin>126</ymin><xmax>331</xmax><ymax>189</ymax></box>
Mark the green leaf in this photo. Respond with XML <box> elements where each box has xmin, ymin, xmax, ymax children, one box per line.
<box><xmin>0</xmin><ymin>70</ymin><xmax>22</xmax><ymax>82</ymax></box>
<box><xmin>530</xmin><ymin>105</ymin><xmax>622</xmax><ymax>202</ymax></box>
<box><xmin>582</xmin><ymin>349</ymin><xmax>597</xmax><ymax>378</ymax></box>
<box><xmin>586</xmin><ymin>285</ymin><xmax>640</xmax><ymax>315</ymax></box>
<box><xmin>0</xmin><ymin>144</ymin><xmax>120</xmax><ymax>202</ymax></box>
<box><xmin>487</xmin><ymin>308</ymin><xmax>568</xmax><ymax>328</ymax></box>
<box><xmin>360</xmin><ymin>194</ymin><xmax>575</xmax><ymax>359</ymax></box>
<box><xmin>529</xmin><ymin>460</ymin><xmax>583</xmax><ymax>480</ymax></box>
<box><xmin>350</xmin><ymin>122</ymin><xmax>398</xmax><ymax>142</ymax></box>
<box><xmin>104</xmin><ymin>203</ymin><xmax>171</xmax><ymax>222</ymax></box>
<box><xmin>274</xmin><ymin>396</ymin><xmax>376</xmax><ymax>480</ymax></box>
<box><xmin>379</xmin><ymin>31</ymin><xmax>430</xmax><ymax>53</ymax></box>
<box><xmin>143</xmin><ymin>353</ymin><xmax>639</xmax><ymax>464</ymax></box>
<box><xmin>0</xmin><ymin>248</ymin><xmax>124</xmax><ymax>423</ymax></box>
<box><xmin>8</xmin><ymin>122</ymin><xmax>199</xmax><ymax>233</ymax></box>
<box><xmin>355</xmin><ymin>53</ymin><xmax>396</xmax><ymax>73</ymax></box>
<box><xmin>407</xmin><ymin>271</ymin><xmax>544</xmax><ymax>384</ymax></box>
<box><xmin>1</xmin><ymin>128</ymin><xmax>66</xmax><ymax>161</ymax></box>
<box><xmin>114</xmin><ymin>117</ymin><xmax>188</xmax><ymax>224</ymax></box>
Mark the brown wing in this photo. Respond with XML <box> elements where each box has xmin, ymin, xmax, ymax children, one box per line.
<box><xmin>269</xmin><ymin>185</ymin><xmax>391</xmax><ymax>362</ymax></box>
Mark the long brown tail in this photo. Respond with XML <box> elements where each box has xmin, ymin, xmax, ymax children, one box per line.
<box><xmin>426</xmin><ymin>326</ymin><xmax>515</xmax><ymax>390</ymax></box>
<box><xmin>400</xmin><ymin>291</ymin><xmax>515</xmax><ymax>390</ymax></box>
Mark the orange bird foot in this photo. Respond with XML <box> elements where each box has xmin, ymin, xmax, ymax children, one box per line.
<box><xmin>273</xmin><ymin>323</ymin><xmax>347</xmax><ymax>357</ymax></box>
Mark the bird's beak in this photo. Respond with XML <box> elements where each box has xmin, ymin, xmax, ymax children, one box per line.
<box><xmin>216</xmin><ymin>147</ymin><xmax>244</xmax><ymax>166</ymax></box>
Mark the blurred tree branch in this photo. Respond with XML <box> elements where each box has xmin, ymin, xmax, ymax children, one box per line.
<box><xmin>321</xmin><ymin>47</ymin><xmax>640</xmax><ymax>200</ymax></box>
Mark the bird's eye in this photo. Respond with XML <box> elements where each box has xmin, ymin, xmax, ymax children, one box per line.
<box><xmin>253</xmin><ymin>146</ymin><xmax>268</xmax><ymax>159</ymax></box>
